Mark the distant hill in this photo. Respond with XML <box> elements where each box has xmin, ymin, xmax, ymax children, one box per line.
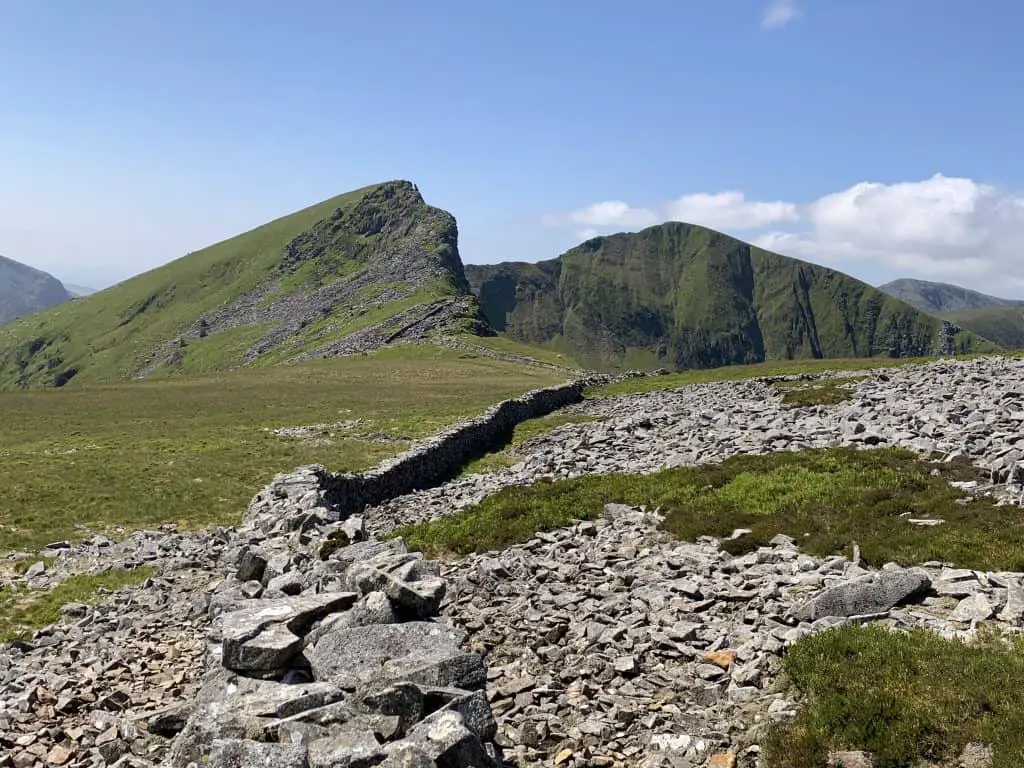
<box><xmin>0</xmin><ymin>255</ymin><xmax>73</xmax><ymax>324</ymax></box>
<box><xmin>941</xmin><ymin>307</ymin><xmax>1024</xmax><ymax>349</ymax></box>
<box><xmin>64</xmin><ymin>284</ymin><xmax>98</xmax><ymax>297</ymax></box>
<box><xmin>878</xmin><ymin>278</ymin><xmax>1024</xmax><ymax>314</ymax></box>
<box><xmin>877</xmin><ymin>279</ymin><xmax>1024</xmax><ymax>349</ymax></box>
<box><xmin>0</xmin><ymin>181</ymin><xmax>492</xmax><ymax>389</ymax></box>
<box><xmin>466</xmin><ymin>223</ymin><xmax>991</xmax><ymax>372</ymax></box>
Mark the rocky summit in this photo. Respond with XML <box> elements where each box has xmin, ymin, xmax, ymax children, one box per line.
<box><xmin>7</xmin><ymin>355</ymin><xmax>1024</xmax><ymax>767</ymax></box>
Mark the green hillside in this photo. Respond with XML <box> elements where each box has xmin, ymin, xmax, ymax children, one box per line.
<box><xmin>0</xmin><ymin>181</ymin><xmax>492</xmax><ymax>390</ymax></box>
<box><xmin>467</xmin><ymin>223</ymin><xmax>993</xmax><ymax>371</ymax></box>
<box><xmin>879</xmin><ymin>277</ymin><xmax>1024</xmax><ymax>314</ymax></box>
<box><xmin>943</xmin><ymin>307</ymin><xmax>1024</xmax><ymax>349</ymax></box>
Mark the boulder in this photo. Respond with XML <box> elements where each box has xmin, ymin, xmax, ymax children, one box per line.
<box><xmin>346</xmin><ymin>553</ymin><xmax>446</xmax><ymax>618</ymax></box>
<box><xmin>791</xmin><ymin>568</ymin><xmax>930</xmax><ymax>621</ymax></box>
<box><xmin>309</xmin><ymin>622</ymin><xmax>486</xmax><ymax>690</ymax></box>
<box><xmin>221</xmin><ymin>592</ymin><xmax>358</xmax><ymax>672</ymax></box>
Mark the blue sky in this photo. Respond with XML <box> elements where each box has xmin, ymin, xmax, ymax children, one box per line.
<box><xmin>2</xmin><ymin>0</ymin><xmax>1022</xmax><ymax>293</ymax></box>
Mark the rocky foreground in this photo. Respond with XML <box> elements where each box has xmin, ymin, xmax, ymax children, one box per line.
<box><xmin>4</xmin><ymin>355</ymin><xmax>1024</xmax><ymax>768</ymax></box>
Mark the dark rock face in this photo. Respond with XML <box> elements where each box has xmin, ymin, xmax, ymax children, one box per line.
<box><xmin>0</xmin><ymin>254</ymin><xmax>72</xmax><ymax>324</ymax></box>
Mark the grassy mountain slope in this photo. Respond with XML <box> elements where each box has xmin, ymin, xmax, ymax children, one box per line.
<box><xmin>0</xmin><ymin>255</ymin><xmax>72</xmax><ymax>324</ymax></box>
<box><xmin>943</xmin><ymin>307</ymin><xmax>1024</xmax><ymax>349</ymax></box>
<box><xmin>467</xmin><ymin>223</ymin><xmax>992</xmax><ymax>371</ymax></box>
<box><xmin>879</xmin><ymin>278</ymin><xmax>1024</xmax><ymax>314</ymax></box>
<box><xmin>0</xmin><ymin>181</ymin><xmax>492</xmax><ymax>389</ymax></box>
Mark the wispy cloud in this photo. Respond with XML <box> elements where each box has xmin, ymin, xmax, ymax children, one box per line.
<box><xmin>761</xmin><ymin>0</ymin><xmax>798</xmax><ymax>29</ymax></box>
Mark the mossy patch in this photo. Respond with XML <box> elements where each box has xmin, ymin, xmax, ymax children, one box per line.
<box><xmin>765</xmin><ymin>624</ymin><xmax>1024</xmax><ymax>768</ymax></box>
<box><xmin>775</xmin><ymin>375</ymin><xmax>867</xmax><ymax>407</ymax></box>
<box><xmin>393</xmin><ymin>447</ymin><xmax>1019</xmax><ymax>571</ymax></box>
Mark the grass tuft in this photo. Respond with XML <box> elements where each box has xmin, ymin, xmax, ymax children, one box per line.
<box><xmin>765</xmin><ymin>624</ymin><xmax>1024</xmax><ymax>768</ymax></box>
<box><xmin>775</xmin><ymin>375</ymin><xmax>866</xmax><ymax>407</ymax></box>
<box><xmin>393</xmin><ymin>447</ymin><xmax>1024</xmax><ymax>571</ymax></box>
<box><xmin>0</xmin><ymin>567</ymin><xmax>155</xmax><ymax>643</ymax></box>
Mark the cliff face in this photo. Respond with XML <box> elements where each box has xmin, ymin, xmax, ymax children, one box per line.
<box><xmin>0</xmin><ymin>181</ymin><xmax>492</xmax><ymax>389</ymax></box>
<box><xmin>0</xmin><ymin>255</ymin><xmax>72</xmax><ymax>325</ymax></box>
<box><xmin>466</xmin><ymin>222</ymin><xmax>991</xmax><ymax>372</ymax></box>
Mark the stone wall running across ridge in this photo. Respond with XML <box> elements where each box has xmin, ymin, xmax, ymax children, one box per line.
<box><xmin>250</xmin><ymin>375</ymin><xmax>614</xmax><ymax>522</ymax></box>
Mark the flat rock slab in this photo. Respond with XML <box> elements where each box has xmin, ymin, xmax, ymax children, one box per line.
<box><xmin>222</xmin><ymin>592</ymin><xmax>357</xmax><ymax>672</ymax></box>
<box><xmin>309</xmin><ymin>622</ymin><xmax>486</xmax><ymax>691</ymax></box>
<box><xmin>791</xmin><ymin>568</ymin><xmax>931</xmax><ymax>622</ymax></box>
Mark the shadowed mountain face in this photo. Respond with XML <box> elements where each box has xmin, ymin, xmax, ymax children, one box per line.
<box><xmin>878</xmin><ymin>278</ymin><xmax>1024</xmax><ymax>315</ymax></box>
<box><xmin>0</xmin><ymin>181</ymin><xmax>491</xmax><ymax>389</ymax></box>
<box><xmin>0</xmin><ymin>255</ymin><xmax>73</xmax><ymax>325</ymax></box>
<box><xmin>467</xmin><ymin>223</ymin><xmax>990</xmax><ymax>372</ymax></box>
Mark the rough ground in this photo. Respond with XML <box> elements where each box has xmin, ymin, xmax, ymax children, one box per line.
<box><xmin>4</xmin><ymin>355</ymin><xmax>1024</xmax><ymax>767</ymax></box>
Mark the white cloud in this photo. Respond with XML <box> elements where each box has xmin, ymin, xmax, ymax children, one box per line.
<box><xmin>566</xmin><ymin>201</ymin><xmax>659</xmax><ymax>229</ymax></box>
<box><xmin>546</xmin><ymin>190</ymin><xmax>800</xmax><ymax>243</ymax></box>
<box><xmin>544</xmin><ymin>174</ymin><xmax>1024</xmax><ymax>296</ymax></box>
<box><xmin>762</xmin><ymin>0</ymin><xmax>798</xmax><ymax>29</ymax></box>
<box><xmin>667</xmin><ymin>191</ymin><xmax>798</xmax><ymax>230</ymax></box>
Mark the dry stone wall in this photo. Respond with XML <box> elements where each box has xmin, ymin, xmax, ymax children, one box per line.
<box><xmin>248</xmin><ymin>376</ymin><xmax>609</xmax><ymax>524</ymax></box>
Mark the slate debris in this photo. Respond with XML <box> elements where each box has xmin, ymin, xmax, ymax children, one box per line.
<box><xmin>5</xmin><ymin>356</ymin><xmax>1024</xmax><ymax>767</ymax></box>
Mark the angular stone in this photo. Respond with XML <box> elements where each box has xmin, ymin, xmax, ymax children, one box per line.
<box><xmin>221</xmin><ymin>592</ymin><xmax>357</xmax><ymax>672</ymax></box>
<box><xmin>346</xmin><ymin>553</ymin><xmax>446</xmax><ymax>618</ymax></box>
<box><xmin>309</xmin><ymin>622</ymin><xmax>486</xmax><ymax>691</ymax></box>
<box><xmin>400</xmin><ymin>710</ymin><xmax>497</xmax><ymax>768</ymax></box>
<box><xmin>308</xmin><ymin>729</ymin><xmax>383</xmax><ymax>768</ymax></box>
<box><xmin>236</xmin><ymin>547</ymin><xmax>268</xmax><ymax>583</ymax></box>
<box><xmin>998</xmin><ymin>579</ymin><xmax>1024</xmax><ymax>622</ymax></box>
<box><xmin>950</xmin><ymin>593</ymin><xmax>995</xmax><ymax>622</ymax></box>
<box><xmin>305</xmin><ymin>592</ymin><xmax>397</xmax><ymax>649</ymax></box>
<box><xmin>703</xmin><ymin>650</ymin><xmax>736</xmax><ymax>670</ymax></box>
<box><xmin>792</xmin><ymin>568</ymin><xmax>930</xmax><ymax>621</ymax></box>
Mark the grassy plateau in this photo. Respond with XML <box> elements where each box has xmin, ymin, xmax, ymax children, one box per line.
<box><xmin>0</xmin><ymin>344</ymin><xmax>563</xmax><ymax>553</ymax></box>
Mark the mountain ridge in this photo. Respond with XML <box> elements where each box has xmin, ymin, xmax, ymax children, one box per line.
<box><xmin>0</xmin><ymin>255</ymin><xmax>73</xmax><ymax>324</ymax></box>
<box><xmin>878</xmin><ymin>278</ymin><xmax>1024</xmax><ymax>314</ymax></box>
<box><xmin>467</xmin><ymin>223</ymin><xmax>991</xmax><ymax>371</ymax></box>
<box><xmin>0</xmin><ymin>180</ymin><xmax>491</xmax><ymax>389</ymax></box>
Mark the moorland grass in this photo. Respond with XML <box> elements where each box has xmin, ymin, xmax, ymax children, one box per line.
<box><xmin>0</xmin><ymin>345</ymin><xmax>563</xmax><ymax>552</ymax></box>
<box><xmin>764</xmin><ymin>624</ymin><xmax>1024</xmax><ymax>768</ymax></box>
<box><xmin>0</xmin><ymin>567</ymin><xmax>155</xmax><ymax>643</ymax></box>
<box><xmin>394</xmin><ymin>447</ymin><xmax>1024</xmax><ymax>570</ymax></box>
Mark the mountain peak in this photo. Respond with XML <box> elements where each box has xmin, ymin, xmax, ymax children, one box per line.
<box><xmin>0</xmin><ymin>255</ymin><xmax>73</xmax><ymax>324</ymax></box>
<box><xmin>0</xmin><ymin>182</ymin><xmax>490</xmax><ymax>389</ymax></box>
<box><xmin>878</xmin><ymin>278</ymin><xmax>1024</xmax><ymax>315</ymax></box>
<box><xmin>467</xmin><ymin>221</ymin><xmax>991</xmax><ymax>371</ymax></box>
